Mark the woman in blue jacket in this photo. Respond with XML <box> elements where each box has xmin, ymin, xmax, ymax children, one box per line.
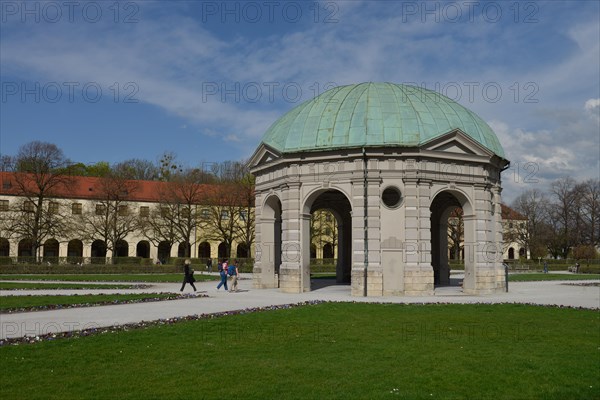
<box><xmin>216</xmin><ymin>258</ymin><xmax>229</xmax><ymax>290</ymax></box>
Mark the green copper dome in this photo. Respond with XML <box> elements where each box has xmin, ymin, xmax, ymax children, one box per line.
<box><xmin>260</xmin><ymin>82</ymin><xmax>505</xmax><ymax>158</ymax></box>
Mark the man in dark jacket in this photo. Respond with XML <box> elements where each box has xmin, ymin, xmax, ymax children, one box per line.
<box><xmin>180</xmin><ymin>259</ymin><xmax>197</xmax><ymax>292</ymax></box>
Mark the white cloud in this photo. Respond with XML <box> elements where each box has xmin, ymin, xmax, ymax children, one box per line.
<box><xmin>585</xmin><ymin>98</ymin><xmax>600</xmax><ymax>113</ymax></box>
<box><xmin>0</xmin><ymin>1</ymin><xmax>598</xmax><ymax>182</ymax></box>
<box><xmin>489</xmin><ymin>98</ymin><xmax>600</xmax><ymax>203</ymax></box>
<box><xmin>224</xmin><ymin>134</ymin><xmax>242</xmax><ymax>143</ymax></box>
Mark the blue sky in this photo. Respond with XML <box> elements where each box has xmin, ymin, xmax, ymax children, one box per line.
<box><xmin>1</xmin><ymin>0</ymin><xmax>599</xmax><ymax>203</ymax></box>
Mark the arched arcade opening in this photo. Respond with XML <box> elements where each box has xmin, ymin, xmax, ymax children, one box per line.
<box><xmin>256</xmin><ymin>195</ymin><xmax>282</xmax><ymax>288</ymax></box>
<box><xmin>0</xmin><ymin>238</ymin><xmax>9</xmax><ymax>257</ymax></box>
<box><xmin>430</xmin><ymin>190</ymin><xmax>475</xmax><ymax>290</ymax></box>
<box><xmin>302</xmin><ymin>189</ymin><xmax>352</xmax><ymax>291</ymax></box>
<box><xmin>136</xmin><ymin>241</ymin><xmax>150</xmax><ymax>258</ymax></box>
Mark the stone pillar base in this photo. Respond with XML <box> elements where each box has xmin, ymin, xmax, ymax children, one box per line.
<box><xmin>404</xmin><ymin>266</ymin><xmax>434</xmax><ymax>296</ymax></box>
<box><xmin>252</xmin><ymin>267</ymin><xmax>279</xmax><ymax>289</ymax></box>
<box><xmin>463</xmin><ymin>268</ymin><xmax>505</xmax><ymax>295</ymax></box>
<box><xmin>279</xmin><ymin>267</ymin><xmax>302</xmax><ymax>293</ymax></box>
<box><xmin>351</xmin><ymin>268</ymin><xmax>383</xmax><ymax>297</ymax></box>
<box><xmin>495</xmin><ymin>267</ymin><xmax>507</xmax><ymax>292</ymax></box>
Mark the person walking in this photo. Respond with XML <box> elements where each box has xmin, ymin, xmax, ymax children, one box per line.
<box><xmin>180</xmin><ymin>259</ymin><xmax>197</xmax><ymax>292</ymax></box>
<box><xmin>543</xmin><ymin>261</ymin><xmax>548</xmax><ymax>274</ymax></box>
<box><xmin>206</xmin><ymin>258</ymin><xmax>212</xmax><ymax>273</ymax></box>
<box><xmin>216</xmin><ymin>258</ymin><xmax>229</xmax><ymax>291</ymax></box>
<box><xmin>229</xmin><ymin>259</ymin><xmax>240</xmax><ymax>292</ymax></box>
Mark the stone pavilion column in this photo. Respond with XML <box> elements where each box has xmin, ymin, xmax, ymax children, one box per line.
<box><xmin>493</xmin><ymin>184</ymin><xmax>506</xmax><ymax>292</ymax></box>
<box><xmin>402</xmin><ymin>162</ymin><xmax>434</xmax><ymax>295</ymax></box>
<box><xmin>279</xmin><ymin>182</ymin><xmax>303</xmax><ymax>293</ymax></box>
<box><xmin>350</xmin><ymin>159</ymin><xmax>383</xmax><ymax>297</ymax></box>
<box><xmin>470</xmin><ymin>185</ymin><xmax>497</xmax><ymax>294</ymax></box>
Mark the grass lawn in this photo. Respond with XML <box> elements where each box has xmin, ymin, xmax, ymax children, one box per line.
<box><xmin>311</xmin><ymin>273</ymin><xmax>337</xmax><ymax>279</ymax></box>
<box><xmin>0</xmin><ymin>282</ymin><xmax>141</xmax><ymax>290</ymax></box>
<box><xmin>0</xmin><ymin>273</ymin><xmax>218</xmax><ymax>283</ymax></box>
<box><xmin>509</xmin><ymin>273</ymin><xmax>600</xmax><ymax>282</ymax></box>
<box><xmin>0</xmin><ymin>293</ymin><xmax>179</xmax><ymax>312</ymax></box>
<box><xmin>1</xmin><ymin>303</ymin><xmax>598</xmax><ymax>400</ymax></box>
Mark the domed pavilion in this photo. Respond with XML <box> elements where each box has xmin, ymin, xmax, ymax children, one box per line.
<box><xmin>248</xmin><ymin>82</ymin><xmax>509</xmax><ymax>296</ymax></box>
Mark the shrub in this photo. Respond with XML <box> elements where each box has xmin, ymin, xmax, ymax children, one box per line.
<box><xmin>580</xmin><ymin>265</ymin><xmax>600</xmax><ymax>274</ymax></box>
<box><xmin>0</xmin><ymin>264</ymin><xmax>180</xmax><ymax>274</ymax></box>
<box><xmin>113</xmin><ymin>257</ymin><xmax>143</xmax><ymax>265</ymax></box>
<box><xmin>0</xmin><ymin>257</ymin><xmax>13</xmax><ymax>265</ymax></box>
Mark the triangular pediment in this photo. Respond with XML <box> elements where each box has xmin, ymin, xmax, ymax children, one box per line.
<box><xmin>247</xmin><ymin>143</ymin><xmax>282</xmax><ymax>170</ymax></box>
<box><xmin>421</xmin><ymin>129</ymin><xmax>495</xmax><ymax>158</ymax></box>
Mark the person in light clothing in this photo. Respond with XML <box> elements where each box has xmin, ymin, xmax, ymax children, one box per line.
<box><xmin>229</xmin><ymin>259</ymin><xmax>240</xmax><ymax>292</ymax></box>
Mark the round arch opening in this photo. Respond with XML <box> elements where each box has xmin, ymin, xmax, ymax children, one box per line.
<box><xmin>303</xmin><ymin>189</ymin><xmax>353</xmax><ymax>291</ymax></box>
<box><xmin>430</xmin><ymin>190</ymin><xmax>473</xmax><ymax>288</ymax></box>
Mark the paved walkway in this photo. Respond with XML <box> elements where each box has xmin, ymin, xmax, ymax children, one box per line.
<box><xmin>1</xmin><ymin>276</ymin><xmax>599</xmax><ymax>340</ymax></box>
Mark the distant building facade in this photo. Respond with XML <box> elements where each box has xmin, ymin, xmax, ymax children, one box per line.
<box><xmin>500</xmin><ymin>204</ymin><xmax>529</xmax><ymax>260</ymax></box>
<box><xmin>0</xmin><ymin>172</ymin><xmax>252</xmax><ymax>263</ymax></box>
<box><xmin>446</xmin><ymin>204</ymin><xmax>530</xmax><ymax>262</ymax></box>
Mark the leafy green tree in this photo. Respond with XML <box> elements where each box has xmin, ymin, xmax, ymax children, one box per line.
<box><xmin>85</xmin><ymin>161</ymin><xmax>111</xmax><ymax>177</ymax></box>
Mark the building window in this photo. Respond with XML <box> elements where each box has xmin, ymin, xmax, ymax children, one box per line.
<box><xmin>23</xmin><ymin>201</ymin><xmax>35</xmax><ymax>212</ymax></box>
<box><xmin>2</xmin><ymin>180</ymin><xmax>11</xmax><ymax>190</ymax></box>
<box><xmin>221</xmin><ymin>210</ymin><xmax>229</xmax><ymax>220</ymax></box>
<box><xmin>95</xmin><ymin>204</ymin><xmax>106</xmax><ymax>215</ymax></box>
<box><xmin>48</xmin><ymin>201</ymin><xmax>59</xmax><ymax>214</ymax></box>
<box><xmin>72</xmin><ymin>203</ymin><xmax>82</xmax><ymax>215</ymax></box>
<box><xmin>181</xmin><ymin>207</ymin><xmax>190</xmax><ymax>218</ymax></box>
<box><xmin>381</xmin><ymin>186</ymin><xmax>402</xmax><ymax>209</ymax></box>
<box><xmin>240</xmin><ymin>210</ymin><xmax>248</xmax><ymax>221</ymax></box>
<box><xmin>0</xmin><ymin>199</ymin><xmax>8</xmax><ymax>211</ymax></box>
<box><xmin>160</xmin><ymin>207</ymin><xmax>170</xmax><ymax>218</ymax></box>
<box><xmin>325</xmin><ymin>213</ymin><xmax>332</xmax><ymax>222</ymax></box>
<box><xmin>118</xmin><ymin>205</ymin><xmax>128</xmax><ymax>216</ymax></box>
<box><xmin>325</xmin><ymin>228</ymin><xmax>332</xmax><ymax>236</ymax></box>
<box><xmin>140</xmin><ymin>206</ymin><xmax>150</xmax><ymax>217</ymax></box>
<box><xmin>201</xmin><ymin>208</ymin><xmax>210</xmax><ymax>219</ymax></box>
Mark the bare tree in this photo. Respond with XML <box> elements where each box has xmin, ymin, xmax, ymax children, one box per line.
<box><xmin>510</xmin><ymin>189</ymin><xmax>550</xmax><ymax>258</ymax></box>
<box><xmin>197</xmin><ymin>182</ymin><xmax>242</xmax><ymax>259</ymax></box>
<box><xmin>193</xmin><ymin>161</ymin><xmax>257</xmax><ymax>259</ymax></box>
<box><xmin>233</xmin><ymin>166</ymin><xmax>255</xmax><ymax>258</ymax></box>
<box><xmin>115</xmin><ymin>159</ymin><xmax>159</xmax><ymax>181</ymax></box>
<box><xmin>0</xmin><ymin>155</ymin><xmax>13</xmax><ymax>171</ymax></box>
<box><xmin>154</xmin><ymin>170</ymin><xmax>206</xmax><ymax>257</ymax></box>
<box><xmin>4</xmin><ymin>141</ymin><xmax>75</xmax><ymax>260</ymax></box>
<box><xmin>579</xmin><ymin>179</ymin><xmax>600</xmax><ymax>246</ymax></box>
<box><xmin>310</xmin><ymin>209</ymin><xmax>338</xmax><ymax>258</ymax></box>
<box><xmin>78</xmin><ymin>168</ymin><xmax>140</xmax><ymax>262</ymax></box>
<box><xmin>138</xmin><ymin>203</ymin><xmax>180</xmax><ymax>260</ymax></box>
<box><xmin>157</xmin><ymin>151</ymin><xmax>183</xmax><ymax>182</ymax></box>
<box><xmin>546</xmin><ymin>177</ymin><xmax>579</xmax><ymax>259</ymax></box>
<box><xmin>447</xmin><ymin>208</ymin><xmax>463</xmax><ymax>260</ymax></box>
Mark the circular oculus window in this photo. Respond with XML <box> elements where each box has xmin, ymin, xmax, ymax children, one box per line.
<box><xmin>382</xmin><ymin>187</ymin><xmax>402</xmax><ymax>208</ymax></box>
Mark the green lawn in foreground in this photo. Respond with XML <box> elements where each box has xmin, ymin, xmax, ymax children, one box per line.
<box><xmin>509</xmin><ymin>273</ymin><xmax>600</xmax><ymax>281</ymax></box>
<box><xmin>0</xmin><ymin>282</ymin><xmax>139</xmax><ymax>290</ymax></box>
<box><xmin>0</xmin><ymin>273</ymin><xmax>219</xmax><ymax>283</ymax></box>
<box><xmin>0</xmin><ymin>293</ymin><xmax>177</xmax><ymax>311</ymax></box>
<box><xmin>1</xmin><ymin>303</ymin><xmax>598</xmax><ymax>400</ymax></box>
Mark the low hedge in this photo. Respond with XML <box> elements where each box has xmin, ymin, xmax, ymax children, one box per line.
<box><xmin>579</xmin><ymin>265</ymin><xmax>600</xmax><ymax>274</ymax></box>
<box><xmin>310</xmin><ymin>264</ymin><xmax>337</xmax><ymax>273</ymax></box>
<box><xmin>0</xmin><ymin>264</ymin><xmax>181</xmax><ymax>274</ymax></box>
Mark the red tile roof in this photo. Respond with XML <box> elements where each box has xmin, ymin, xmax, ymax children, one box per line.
<box><xmin>0</xmin><ymin>172</ymin><xmax>219</xmax><ymax>204</ymax></box>
<box><xmin>501</xmin><ymin>204</ymin><xmax>527</xmax><ymax>220</ymax></box>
